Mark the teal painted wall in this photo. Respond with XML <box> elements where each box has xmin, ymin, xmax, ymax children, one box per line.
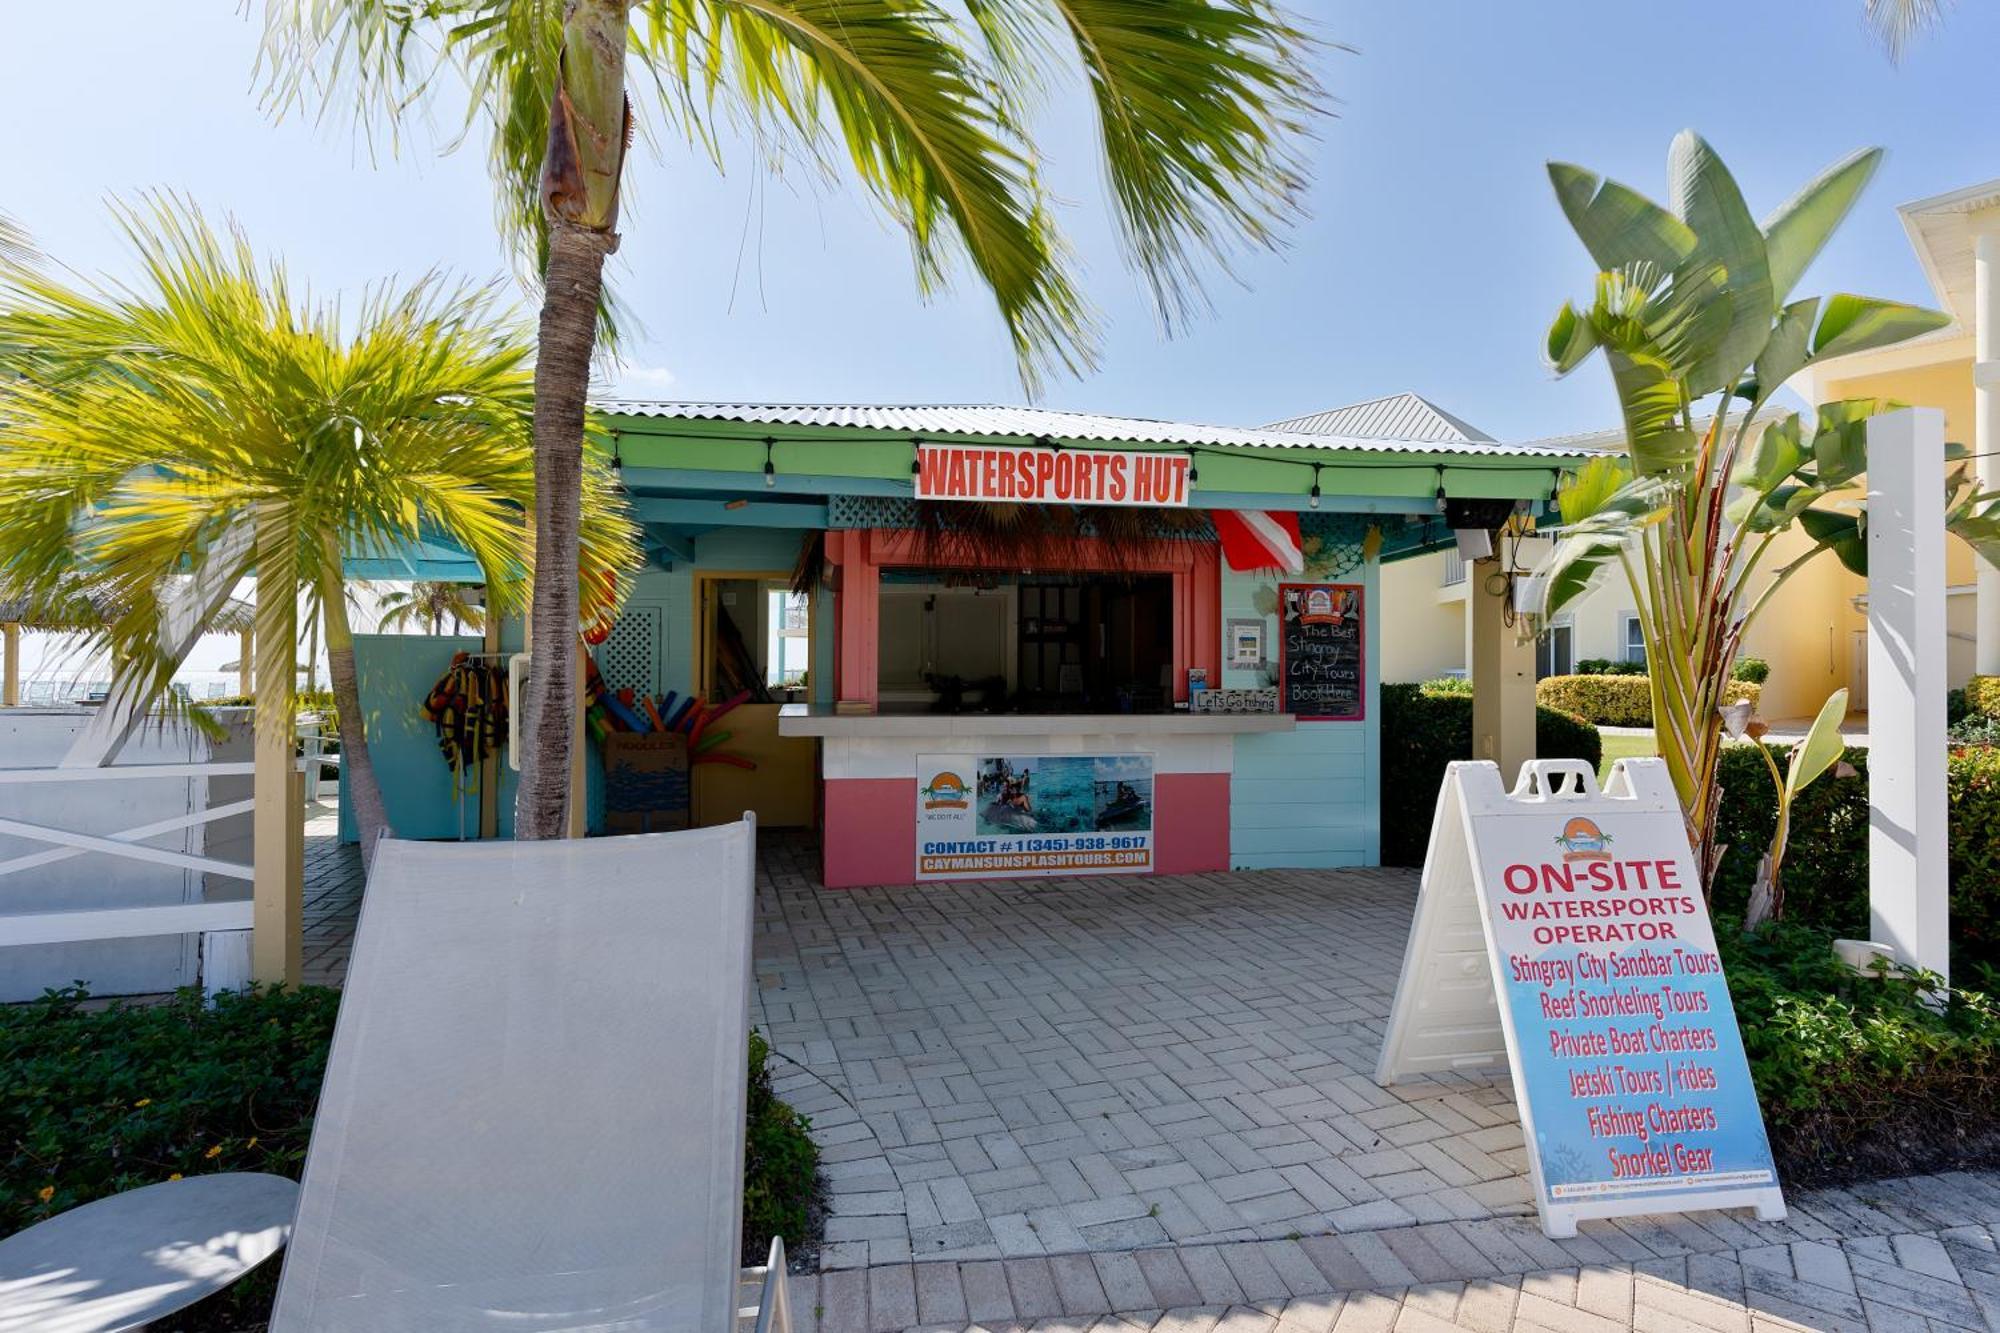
<box><xmin>340</xmin><ymin>629</ymin><xmax>605</xmax><ymax>842</ymax></box>
<box><xmin>1224</xmin><ymin>552</ymin><xmax>1382</xmax><ymax>869</ymax></box>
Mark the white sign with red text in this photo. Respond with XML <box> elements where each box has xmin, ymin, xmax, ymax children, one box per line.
<box><xmin>1375</xmin><ymin>758</ymin><xmax>1785</xmax><ymax>1239</ymax></box>
<box><xmin>914</xmin><ymin>442</ymin><xmax>1190</xmax><ymax>507</ymax></box>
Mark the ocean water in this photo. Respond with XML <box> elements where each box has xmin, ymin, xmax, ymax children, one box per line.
<box><xmin>977</xmin><ymin>756</ymin><xmax>1152</xmax><ymax>835</ymax></box>
<box><xmin>979</xmin><ymin>756</ymin><xmax>1094</xmax><ymax>834</ymax></box>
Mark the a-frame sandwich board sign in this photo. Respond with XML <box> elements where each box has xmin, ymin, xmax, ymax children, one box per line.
<box><xmin>1376</xmin><ymin>757</ymin><xmax>1785</xmax><ymax>1239</ymax></box>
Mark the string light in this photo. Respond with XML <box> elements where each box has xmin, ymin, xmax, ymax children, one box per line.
<box><xmin>763</xmin><ymin>437</ymin><xmax>776</xmax><ymax>488</ymax></box>
<box><xmin>1308</xmin><ymin>463</ymin><xmax>1321</xmax><ymax>510</ymax></box>
<box><xmin>1186</xmin><ymin>447</ymin><xmax>1199</xmax><ymax>486</ymax></box>
<box><xmin>1434</xmin><ymin>465</ymin><xmax>1448</xmax><ymax>513</ymax></box>
<box><xmin>1041</xmin><ymin>435</ymin><xmax>1061</xmax><ymax>453</ymax></box>
<box><xmin>610</xmin><ymin>438</ymin><xmax>622</xmax><ymax>471</ymax></box>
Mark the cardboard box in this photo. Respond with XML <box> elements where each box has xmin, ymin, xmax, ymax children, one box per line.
<box><xmin>602</xmin><ymin>732</ymin><xmax>690</xmax><ymax>834</ymax></box>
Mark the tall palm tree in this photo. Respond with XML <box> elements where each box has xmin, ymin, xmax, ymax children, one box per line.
<box><xmin>261</xmin><ymin>0</ymin><xmax>1325</xmax><ymax>839</ymax></box>
<box><xmin>0</xmin><ymin>196</ymin><xmax>638</xmax><ymax>863</ymax></box>
<box><xmin>374</xmin><ymin>580</ymin><xmax>489</xmax><ymax>634</ymax></box>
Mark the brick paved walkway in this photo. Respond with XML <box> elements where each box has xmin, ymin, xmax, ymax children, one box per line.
<box><xmin>303</xmin><ymin>817</ymin><xmax>2000</xmax><ymax>1330</ymax></box>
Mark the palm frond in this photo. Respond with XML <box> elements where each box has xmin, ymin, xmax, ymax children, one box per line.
<box><xmin>1864</xmin><ymin>0</ymin><xmax>1952</xmax><ymax>59</ymax></box>
<box><xmin>0</xmin><ymin>193</ymin><xmax>641</xmax><ymax>702</ymax></box>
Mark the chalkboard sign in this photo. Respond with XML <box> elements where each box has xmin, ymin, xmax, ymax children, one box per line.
<box><xmin>1278</xmin><ymin>583</ymin><xmax>1364</xmax><ymax>721</ymax></box>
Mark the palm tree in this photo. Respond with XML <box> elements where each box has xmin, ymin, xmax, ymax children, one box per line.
<box><xmin>0</xmin><ymin>196</ymin><xmax>638</xmax><ymax>862</ymax></box>
<box><xmin>1864</xmin><ymin>0</ymin><xmax>1951</xmax><ymax>58</ymax></box>
<box><xmin>374</xmin><ymin>581</ymin><xmax>489</xmax><ymax>635</ymax></box>
<box><xmin>261</xmin><ymin>0</ymin><xmax>1325</xmax><ymax>839</ymax></box>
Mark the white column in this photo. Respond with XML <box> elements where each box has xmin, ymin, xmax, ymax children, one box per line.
<box><xmin>1867</xmin><ymin>408</ymin><xmax>1950</xmax><ymax>983</ymax></box>
<box><xmin>1470</xmin><ymin>557</ymin><xmax>1536</xmax><ymax>784</ymax></box>
<box><xmin>1976</xmin><ymin>228</ymin><xmax>2000</xmax><ymax>676</ymax></box>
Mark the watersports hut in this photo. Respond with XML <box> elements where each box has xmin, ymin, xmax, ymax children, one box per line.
<box><xmin>348</xmin><ymin>402</ymin><xmax>1586</xmax><ymax>887</ymax></box>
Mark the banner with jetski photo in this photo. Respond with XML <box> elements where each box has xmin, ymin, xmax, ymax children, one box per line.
<box><xmin>915</xmin><ymin>753</ymin><xmax>1155</xmax><ymax>880</ymax></box>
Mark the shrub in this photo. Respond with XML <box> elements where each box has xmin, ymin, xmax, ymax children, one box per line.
<box><xmin>0</xmin><ymin>988</ymin><xmax>822</xmax><ymax>1327</ymax></box>
<box><xmin>1721</xmin><ymin>915</ymin><xmax>2000</xmax><ymax>1184</ymax></box>
<box><xmin>1732</xmin><ymin>656</ymin><xmax>1770</xmax><ymax>683</ymax></box>
<box><xmin>1574</xmin><ymin>657</ymin><xmax>1640</xmax><ymax>676</ymax></box>
<box><xmin>1712</xmin><ymin>743</ymin><xmax>2000</xmax><ymax>969</ymax></box>
<box><xmin>1951</xmin><ymin>688</ymin><xmax>1972</xmax><ymax>725</ymax></box>
<box><xmin>1535</xmin><ymin>673</ymin><xmax>1759</xmax><ymax>728</ymax></box>
<box><xmin>1968</xmin><ymin>676</ymin><xmax>2000</xmax><ymax>721</ymax></box>
<box><xmin>1951</xmin><ymin>713</ymin><xmax>2000</xmax><ymax>748</ymax></box>
<box><xmin>1380</xmin><ymin>681</ymin><xmax>1601</xmax><ymax>865</ymax></box>
<box><xmin>744</xmin><ymin>1030</ymin><xmax>820</xmax><ymax>1261</ymax></box>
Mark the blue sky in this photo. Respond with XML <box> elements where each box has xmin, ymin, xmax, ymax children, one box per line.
<box><xmin>8</xmin><ymin>1</ymin><xmax>1997</xmax><ymax>445</ymax></box>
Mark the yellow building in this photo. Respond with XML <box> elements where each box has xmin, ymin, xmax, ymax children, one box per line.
<box><xmin>1787</xmin><ymin>177</ymin><xmax>2000</xmax><ymax>716</ymax></box>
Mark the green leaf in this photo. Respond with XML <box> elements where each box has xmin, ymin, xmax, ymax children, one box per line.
<box><xmin>1751</xmin><ymin>298</ymin><xmax>1820</xmax><ymax>409</ymax></box>
<box><xmin>1812</xmin><ymin>294</ymin><xmax>1951</xmax><ymax>361</ymax></box>
<box><xmin>1607</xmin><ymin>350</ymin><xmax>1698</xmax><ymax>474</ymax></box>
<box><xmin>1799</xmin><ymin>507</ymin><xmax>1867</xmax><ymax>575</ymax></box>
<box><xmin>1538</xmin><ymin>463</ymin><xmax>1672</xmax><ymax>618</ymax></box>
<box><xmin>1785</xmin><ymin>688</ymin><xmax>1851</xmax><ymax>803</ymax></box>
<box><xmin>1546</xmin><ymin>301</ymin><xmax>1598</xmax><ymax>374</ymax></box>
<box><xmin>1732</xmin><ymin>412</ymin><xmax>1807</xmax><ymax>491</ymax></box>
<box><xmin>1762</xmin><ymin>149</ymin><xmax>1880</xmax><ymax>303</ymax></box>
<box><xmin>1557</xmin><ymin>454</ymin><xmax>1635</xmax><ymax>525</ymax></box>
<box><xmin>1666</xmin><ymin>130</ymin><xmax>1773</xmax><ymax>395</ymax></box>
<box><xmin>1547</xmin><ymin>162</ymin><xmax>1698</xmax><ymax>273</ymax></box>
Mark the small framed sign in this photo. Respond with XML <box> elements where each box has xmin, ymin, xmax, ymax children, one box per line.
<box><xmin>1226</xmin><ymin>617</ymin><xmax>1267</xmax><ymax>669</ymax></box>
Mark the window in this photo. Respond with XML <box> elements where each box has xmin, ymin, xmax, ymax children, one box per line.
<box><xmin>765</xmin><ymin>589</ymin><xmax>811</xmax><ymax>689</ymax></box>
<box><xmin>1536</xmin><ymin>618</ymin><xmax>1575</xmax><ymax>680</ymax></box>
<box><xmin>1620</xmin><ymin>614</ymin><xmax>1647</xmax><ymax>669</ymax></box>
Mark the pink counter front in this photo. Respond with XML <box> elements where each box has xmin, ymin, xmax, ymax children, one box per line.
<box><xmin>777</xmin><ymin>707</ymin><xmax>1294</xmax><ymax>889</ymax></box>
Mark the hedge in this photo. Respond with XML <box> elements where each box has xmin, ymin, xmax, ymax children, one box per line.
<box><xmin>1535</xmin><ymin>673</ymin><xmax>1760</xmax><ymax>728</ymax></box>
<box><xmin>1572</xmin><ymin>657</ymin><xmax>1766</xmax><ymax>682</ymax></box>
<box><xmin>1710</xmin><ymin>742</ymin><xmax>2000</xmax><ymax>971</ymax></box>
<box><xmin>1381</xmin><ymin>681</ymin><xmax>1601</xmax><ymax>866</ymax></box>
<box><xmin>0</xmin><ymin>987</ymin><xmax>822</xmax><ymax>1330</ymax></box>
<box><xmin>1969</xmin><ymin>676</ymin><xmax>2000</xmax><ymax>720</ymax></box>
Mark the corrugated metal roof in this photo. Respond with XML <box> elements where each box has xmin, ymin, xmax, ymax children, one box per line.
<box><xmin>1262</xmin><ymin>392</ymin><xmax>1495</xmax><ymax>444</ymax></box>
<box><xmin>596</xmin><ymin>399</ymin><xmax>1590</xmax><ymax>458</ymax></box>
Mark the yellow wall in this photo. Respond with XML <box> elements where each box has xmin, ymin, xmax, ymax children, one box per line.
<box><xmin>1815</xmin><ymin>357</ymin><xmax>1980</xmax><ymax>588</ymax></box>
<box><xmin>1379</xmin><ymin>553</ymin><xmax>1467</xmax><ymax>682</ymax></box>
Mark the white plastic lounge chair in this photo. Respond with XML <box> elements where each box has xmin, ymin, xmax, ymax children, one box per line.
<box><xmin>270</xmin><ymin>816</ymin><xmax>776</xmax><ymax>1331</ymax></box>
<box><xmin>295</xmin><ymin>714</ymin><xmax>340</xmax><ymax>804</ymax></box>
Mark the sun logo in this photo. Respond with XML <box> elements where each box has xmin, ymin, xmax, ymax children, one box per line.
<box><xmin>921</xmin><ymin>772</ymin><xmax>970</xmax><ymax>809</ymax></box>
<box><xmin>1555</xmin><ymin>816</ymin><xmax>1613</xmax><ymax>862</ymax></box>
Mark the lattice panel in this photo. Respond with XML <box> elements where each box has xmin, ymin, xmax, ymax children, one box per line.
<box><xmin>598</xmin><ymin>604</ymin><xmax>663</xmax><ymax>695</ymax></box>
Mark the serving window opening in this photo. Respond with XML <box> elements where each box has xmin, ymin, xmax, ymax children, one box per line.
<box><xmin>877</xmin><ymin>569</ymin><xmax>1174</xmax><ymax>714</ymax></box>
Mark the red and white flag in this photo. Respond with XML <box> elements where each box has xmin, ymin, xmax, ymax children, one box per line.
<box><xmin>1212</xmin><ymin>510</ymin><xmax>1305</xmax><ymax>574</ymax></box>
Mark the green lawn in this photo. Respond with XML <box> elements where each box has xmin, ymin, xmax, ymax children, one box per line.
<box><xmin>1598</xmin><ymin>729</ymin><xmax>1657</xmax><ymax>784</ymax></box>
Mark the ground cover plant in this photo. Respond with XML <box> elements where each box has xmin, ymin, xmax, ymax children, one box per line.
<box><xmin>0</xmin><ymin>987</ymin><xmax>820</xmax><ymax>1329</ymax></box>
<box><xmin>1721</xmin><ymin>916</ymin><xmax>2000</xmax><ymax>1184</ymax></box>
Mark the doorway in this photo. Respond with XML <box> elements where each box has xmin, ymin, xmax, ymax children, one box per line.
<box><xmin>692</xmin><ymin>572</ymin><xmax>817</xmax><ymax>828</ymax></box>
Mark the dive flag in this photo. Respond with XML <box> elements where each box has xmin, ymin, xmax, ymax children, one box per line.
<box><xmin>1212</xmin><ymin>509</ymin><xmax>1305</xmax><ymax>574</ymax></box>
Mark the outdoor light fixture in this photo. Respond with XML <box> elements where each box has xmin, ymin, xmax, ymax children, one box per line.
<box><xmin>609</xmin><ymin>439</ymin><xmax>622</xmax><ymax>471</ymax></box>
<box><xmin>1308</xmin><ymin>463</ymin><xmax>1321</xmax><ymax>509</ymax></box>
<box><xmin>911</xmin><ymin>438</ymin><xmax>924</xmax><ymax>477</ymax></box>
<box><xmin>763</xmin><ymin>438</ymin><xmax>776</xmax><ymax>488</ymax></box>
<box><xmin>1187</xmin><ymin>448</ymin><xmax>1199</xmax><ymax>485</ymax></box>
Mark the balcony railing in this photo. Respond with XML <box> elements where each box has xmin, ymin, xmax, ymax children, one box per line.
<box><xmin>1441</xmin><ymin>550</ymin><xmax>1467</xmax><ymax>586</ymax></box>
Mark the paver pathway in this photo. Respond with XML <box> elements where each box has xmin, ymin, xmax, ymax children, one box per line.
<box><xmin>301</xmin><ymin>819</ymin><xmax>2000</xmax><ymax>1329</ymax></box>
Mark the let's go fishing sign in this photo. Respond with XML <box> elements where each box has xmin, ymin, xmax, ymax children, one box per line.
<box><xmin>1376</xmin><ymin>758</ymin><xmax>1784</xmax><ymax>1238</ymax></box>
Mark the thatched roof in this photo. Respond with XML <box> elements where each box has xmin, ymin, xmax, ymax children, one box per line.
<box><xmin>0</xmin><ymin>584</ymin><xmax>254</xmax><ymax>634</ymax></box>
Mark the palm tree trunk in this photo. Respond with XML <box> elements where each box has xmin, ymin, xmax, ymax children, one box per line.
<box><xmin>320</xmin><ymin>552</ymin><xmax>392</xmax><ymax>865</ymax></box>
<box><xmin>516</xmin><ymin>0</ymin><xmax>630</xmax><ymax>840</ymax></box>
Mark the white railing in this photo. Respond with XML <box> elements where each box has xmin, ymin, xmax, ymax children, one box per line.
<box><xmin>0</xmin><ymin>762</ymin><xmax>257</xmax><ymax>989</ymax></box>
<box><xmin>1441</xmin><ymin>550</ymin><xmax>1467</xmax><ymax>586</ymax></box>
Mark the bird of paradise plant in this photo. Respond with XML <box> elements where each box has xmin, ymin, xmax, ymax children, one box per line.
<box><xmin>0</xmin><ymin>196</ymin><xmax>639</xmax><ymax>862</ymax></box>
<box><xmin>1536</xmin><ymin>133</ymin><xmax>2000</xmax><ymax>888</ymax></box>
